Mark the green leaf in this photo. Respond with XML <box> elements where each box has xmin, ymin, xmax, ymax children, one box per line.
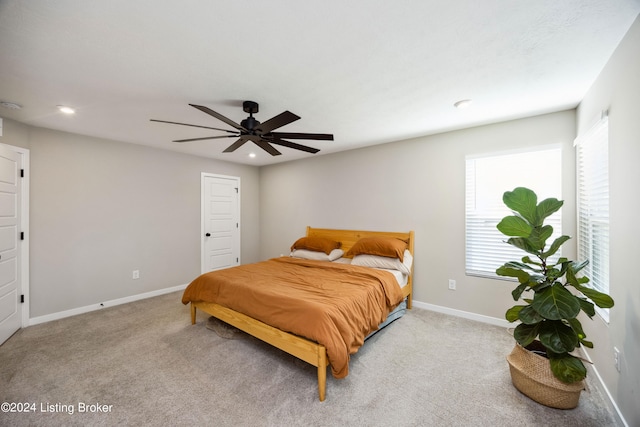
<box><xmin>513</xmin><ymin>323</ymin><xmax>540</xmax><ymax>347</ymax></box>
<box><xmin>565</xmin><ymin>264</ymin><xmax>580</xmax><ymax>287</ymax></box>
<box><xmin>580</xmin><ymin>339</ymin><xmax>594</xmax><ymax>349</ymax></box>
<box><xmin>522</xmin><ymin>256</ymin><xmax>542</xmax><ymax>267</ymax></box>
<box><xmin>549</xmin><ymin>354</ymin><xmax>587</xmax><ymax>383</ymax></box>
<box><xmin>535</xmin><ymin>197</ymin><xmax>564</xmax><ymax>223</ymax></box>
<box><xmin>566</xmin><ymin>318</ymin><xmax>588</xmax><ymax>347</ymax></box>
<box><xmin>531</xmin><ymin>283</ymin><xmax>581</xmax><ymax>320</ymax></box>
<box><xmin>571</xmin><ymin>282</ymin><xmax>615</xmax><ymax>309</ymax></box>
<box><xmin>539</xmin><ymin>320</ymin><xmax>579</xmax><ymax>353</ymax></box>
<box><xmin>506</xmin><ymin>237</ymin><xmax>541</xmax><ymax>256</ymax></box>
<box><xmin>577</xmin><ymin>297</ymin><xmax>596</xmax><ymax>318</ymax></box>
<box><xmin>505</xmin><ymin>305</ymin><xmax>524</xmax><ymax>322</ymax></box>
<box><xmin>504</xmin><ymin>260</ymin><xmax>540</xmax><ymax>273</ymax></box>
<box><xmin>497</xmin><ymin>215</ymin><xmax>532</xmax><ymax>237</ymax></box>
<box><xmin>528</xmin><ymin>281</ymin><xmax>550</xmax><ymax>294</ymax></box>
<box><xmin>527</xmin><ymin>225</ymin><xmax>553</xmax><ymax>251</ymax></box>
<box><xmin>545</xmin><ymin>267</ymin><xmax>562</xmax><ymax>282</ymax></box>
<box><xmin>571</xmin><ymin>259</ymin><xmax>589</xmax><ymax>275</ymax></box>
<box><xmin>542</xmin><ymin>235</ymin><xmax>571</xmax><ymax>258</ymax></box>
<box><xmin>496</xmin><ymin>265</ymin><xmax>530</xmax><ymax>284</ymax></box>
<box><xmin>555</xmin><ymin>260</ymin><xmax>571</xmax><ymax>277</ymax></box>
<box><xmin>518</xmin><ymin>305</ymin><xmax>543</xmax><ymax>325</ymax></box>
<box><xmin>511</xmin><ymin>282</ymin><xmax>529</xmax><ymax>301</ymax></box>
<box><xmin>566</xmin><ymin>317</ymin><xmax>585</xmax><ymax>337</ymax></box>
<box><xmin>577</xmin><ymin>276</ymin><xmax>590</xmax><ymax>284</ymax></box>
<box><xmin>503</xmin><ymin>187</ymin><xmax>538</xmax><ymax>225</ymax></box>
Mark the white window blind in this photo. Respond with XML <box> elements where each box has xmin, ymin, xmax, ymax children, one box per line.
<box><xmin>465</xmin><ymin>147</ymin><xmax>562</xmax><ymax>278</ymax></box>
<box><xmin>575</xmin><ymin>114</ymin><xmax>610</xmax><ymax>321</ymax></box>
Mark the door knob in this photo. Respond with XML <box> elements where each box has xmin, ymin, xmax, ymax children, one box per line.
<box><xmin>205</xmin><ymin>233</ymin><xmax>211</xmax><ymax>237</ymax></box>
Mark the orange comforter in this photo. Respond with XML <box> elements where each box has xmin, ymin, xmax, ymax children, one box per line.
<box><xmin>182</xmin><ymin>257</ymin><xmax>404</xmax><ymax>379</ymax></box>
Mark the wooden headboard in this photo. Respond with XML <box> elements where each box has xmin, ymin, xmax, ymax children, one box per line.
<box><xmin>306</xmin><ymin>226</ymin><xmax>415</xmax><ymax>260</ymax></box>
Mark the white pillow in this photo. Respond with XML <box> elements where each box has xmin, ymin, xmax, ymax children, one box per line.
<box><xmin>351</xmin><ymin>249</ymin><xmax>413</xmax><ymax>274</ymax></box>
<box><xmin>290</xmin><ymin>248</ymin><xmax>344</xmax><ymax>261</ymax></box>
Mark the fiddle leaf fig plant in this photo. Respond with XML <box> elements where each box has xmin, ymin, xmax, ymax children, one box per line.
<box><xmin>496</xmin><ymin>187</ymin><xmax>614</xmax><ymax>383</ymax></box>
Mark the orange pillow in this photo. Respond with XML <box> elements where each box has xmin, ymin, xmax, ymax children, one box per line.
<box><xmin>346</xmin><ymin>237</ymin><xmax>408</xmax><ymax>262</ymax></box>
<box><xmin>290</xmin><ymin>236</ymin><xmax>341</xmax><ymax>255</ymax></box>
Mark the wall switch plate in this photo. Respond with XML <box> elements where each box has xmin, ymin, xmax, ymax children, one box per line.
<box><xmin>448</xmin><ymin>279</ymin><xmax>456</xmax><ymax>290</ymax></box>
<box><xmin>132</xmin><ymin>270</ymin><xmax>140</xmax><ymax>280</ymax></box>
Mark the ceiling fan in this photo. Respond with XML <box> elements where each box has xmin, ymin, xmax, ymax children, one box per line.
<box><xmin>151</xmin><ymin>101</ymin><xmax>334</xmax><ymax>156</ymax></box>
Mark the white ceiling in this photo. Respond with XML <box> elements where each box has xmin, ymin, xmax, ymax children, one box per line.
<box><xmin>1</xmin><ymin>1</ymin><xmax>639</xmax><ymax>166</ymax></box>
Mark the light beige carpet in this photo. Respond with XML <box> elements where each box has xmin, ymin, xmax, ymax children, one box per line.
<box><xmin>0</xmin><ymin>291</ymin><xmax>619</xmax><ymax>426</ymax></box>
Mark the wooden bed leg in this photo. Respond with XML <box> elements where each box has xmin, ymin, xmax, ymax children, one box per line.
<box><xmin>407</xmin><ymin>293</ymin><xmax>413</xmax><ymax>310</ymax></box>
<box><xmin>317</xmin><ymin>347</ymin><xmax>327</xmax><ymax>401</ymax></box>
<box><xmin>190</xmin><ymin>303</ymin><xmax>196</xmax><ymax>325</ymax></box>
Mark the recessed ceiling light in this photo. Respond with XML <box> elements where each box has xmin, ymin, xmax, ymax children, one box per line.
<box><xmin>0</xmin><ymin>101</ymin><xmax>23</xmax><ymax>110</ymax></box>
<box><xmin>454</xmin><ymin>99</ymin><xmax>472</xmax><ymax>109</ymax></box>
<box><xmin>248</xmin><ymin>153</ymin><xmax>256</xmax><ymax>158</ymax></box>
<box><xmin>57</xmin><ymin>105</ymin><xmax>76</xmax><ymax>114</ymax></box>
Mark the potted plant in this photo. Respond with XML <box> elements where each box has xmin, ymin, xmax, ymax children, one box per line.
<box><xmin>495</xmin><ymin>187</ymin><xmax>614</xmax><ymax>409</ymax></box>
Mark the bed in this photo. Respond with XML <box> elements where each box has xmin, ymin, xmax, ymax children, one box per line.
<box><xmin>182</xmin><ymin>226</ymin><xmax>414</xmax><ymax>401</ymax></box>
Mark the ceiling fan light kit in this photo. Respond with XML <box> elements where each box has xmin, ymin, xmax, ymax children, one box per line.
<box><xmin>151</xmin><ymin>101</ymin><xmax>334</xmax><ymax>156</ymax></box>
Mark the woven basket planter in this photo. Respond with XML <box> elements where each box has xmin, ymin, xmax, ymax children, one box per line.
<box><xmin>506</xmin><ymin>342</ymin><xmax>585</xmax><ymax>409</ymax></box>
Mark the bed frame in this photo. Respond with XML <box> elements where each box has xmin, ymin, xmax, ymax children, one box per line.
<box><xmin>189</xmin><ymin>226</ymin><xmax>414</xmax><ymax>401</ymax></box>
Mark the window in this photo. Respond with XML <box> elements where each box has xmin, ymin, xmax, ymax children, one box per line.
<box><xmin>575</xmin><ymin>114</ymin><xmax>610</xmax><ymax>321</ymax></box>
<box><xmin>465</xmin><ymin>147</ymin><xmax>562</xmax><ymax>278</ymax></box>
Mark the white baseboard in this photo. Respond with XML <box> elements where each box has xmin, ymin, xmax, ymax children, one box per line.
<box><xmin>580</xmin><ymin>348</ymin><xmax>628</xmax><ymax>427</ymax></box>
<box><xmin>412</xmin><ymin>299</ymin><xmax>512</xmax><ymax>329</ymax></box>
<box><xmin>28</xmin><ymin>284</ymin><xmax>188</xmax><ymax>326</ymax></box>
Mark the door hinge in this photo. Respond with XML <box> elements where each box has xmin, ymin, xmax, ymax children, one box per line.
<box><xmin>20</xmin><ymin>231</ymin><xmax>24</xmax><ymax>240</ymax></box>
<box><xmin>20</xmin><ymin>169</ymin><xmax>24</xmax><ymax>178</ymax></box>
<box><xmin>236</xmin><ymin>223</ymin><xmax>239</xmax><ymax>228</ymax></box>
<box><xmin>20</xmin><ymin>294</ymin><xmax>24</xmax><ymax>303</ymax></box>
<box><xmin>236</xmin><ymin>257</ymin><xmax>239</xmax><ymax>263</ymax></box>
<box><xmin>234</xmin><ymin>187</ymin><xmax>238</xmax><ymax>193</ymax></box>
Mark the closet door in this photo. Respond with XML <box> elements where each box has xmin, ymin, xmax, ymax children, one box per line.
<box><xmin>0</xmin><ymin>144</ymin><xmax>22</xmax><ymax>345</ymax></box>
<box><xmin>201</xmin><ymin>173</ymin><xmax>240</xmax><ymax>273</ymax></box>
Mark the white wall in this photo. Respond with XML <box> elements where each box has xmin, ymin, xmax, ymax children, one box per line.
<box><xmin>576</xmin><ymin>14</ymin><xmax>640</xmax><ymax>427</ymax></box>
<box><xmin>259</xmin><ymin>109</ymin><xmax>577</xmax><ymax>321</ymax></box>
<box><xmin>0</xmin><ymin>119</ymin><xmax>261</xmax><ymax>318</ymax></box>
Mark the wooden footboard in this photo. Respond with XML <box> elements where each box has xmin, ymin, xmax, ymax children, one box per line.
<box><xmin>191</xmin><ymin>301</ymin><xmax>329</xmax><ymax>401</ymax></box>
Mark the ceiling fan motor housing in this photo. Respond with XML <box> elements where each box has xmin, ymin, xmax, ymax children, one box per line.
<box><xmin>243</xmin><ymin>100</ymin><xmax>259</xmax><ymax>114</ymax></box>
<box><xmin>241</xmin><ymin>101</ymin><xmax>260</xmax><ymax>131</ymax></box>
<box><xmin>241</xmin><ymin>116</ymin><xmax>260</xmax><ymax>131</ymax></box>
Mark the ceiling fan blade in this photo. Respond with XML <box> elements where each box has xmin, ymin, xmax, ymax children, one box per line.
<box><xmin>254</xmin><ymin>140</ymin><xmax>282</xmax><ymax>156</ymax></box>
<box><xmin>189</xmin><ymin>104</ymin><xmax>246</xmax><ymax>131</ymax></box>
<box><xmin>270</xmin><ymin>132</ymin><xmax>333</xmax><ymax>141</ymax></box>
<box><xmin>150</xmin><ymin>119</ymin><xmax>238</xmax><ymax>134</ymax></box>
<box><xmin>255</xmin><ymin>111</ymin><xmax>300</xmax><ymax>134</ymax></box>
<box><xmin>270</xmin><ymin>139</ymin><xmax>320</xmax><ymax>154</ymax></box>
<box><xmin>223</xmin><ymin>138</ymin><xmax>249</xmax><ymax>153</ymax></box>
<box><xmin>173</xmin><ymin>135</ymin><xmax>239</xmax><ymax>143</ymax></box>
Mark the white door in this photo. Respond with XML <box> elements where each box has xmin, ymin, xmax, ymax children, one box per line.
<box><xmin>0</xmin><ymin>144</ymin><xmax>21</xmax><ymax>344</ymax></box>
<box><xmin>201</xmin><ymin>174</ymin><xmax>240</xmax><ymax>273</ymax></box>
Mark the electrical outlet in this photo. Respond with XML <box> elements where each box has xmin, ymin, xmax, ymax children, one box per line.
<box><xmin>614</xmin><ymin>347</ymin><xmax>621</xmax><ymax>372</ymax></box>
<box><xmin>132</xmin><ymin>270</ymin><xmax>140</xmax><ymax>280</ymax></box>
<box><xmin>448</xmin><ymin>279</ymin><xmax>456</xmax><ymax>290</ymax></box>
